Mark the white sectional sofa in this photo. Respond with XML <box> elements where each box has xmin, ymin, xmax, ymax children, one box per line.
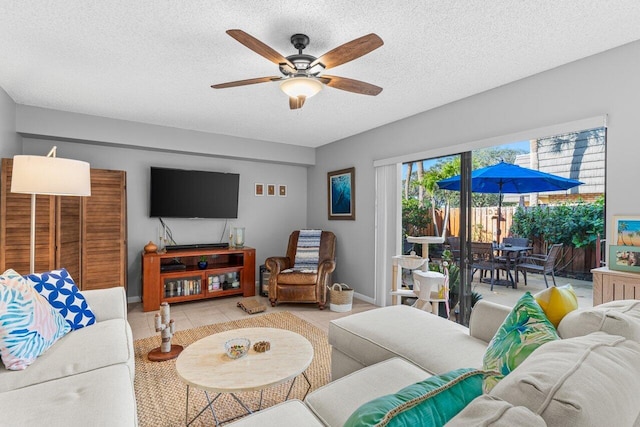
<box><xmin>328</xmin><ymin>302</ymin><xmax>510</xmax><ymax>379</ymax></box>
<box><xmin>229</xmin><ymin>299</ymin><xmax>640</xmax><ymax>426</ymax></box>
<box><xmin>0</xmin><ymin>287</ymin><xmax>137</xmax><ymax>427</ymax></box>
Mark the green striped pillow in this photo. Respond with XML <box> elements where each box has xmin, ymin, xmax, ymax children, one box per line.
<box><xmin>344</xmin><ymin>368</ymin><xmax>485</xmax><ymax>427</ymax></box>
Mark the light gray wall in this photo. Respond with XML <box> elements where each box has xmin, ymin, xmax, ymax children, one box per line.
<box><xmin>309</xmin><ymin>40</ymin><xmax>640</xmax><ymax>301</ymax></box>
<box><xmin>17</xmin><ymin>106</ymin><xmax>315</xmax><ymax>166</ymax></box>
<box><xmin>0</xmin><ymin>87</ymin><xmax>20</xmax><ymax>158</ymax></box>
<box><xmin>21</xmin><ymin>137</ymin><xmax>307</xmax><ymax>301</ymax></box>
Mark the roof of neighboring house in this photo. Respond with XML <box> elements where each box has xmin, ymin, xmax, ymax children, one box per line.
<box><xmin>506</xmin><ymin>127</ymin><xmax>605</xmax><ymax>202</ymax></box>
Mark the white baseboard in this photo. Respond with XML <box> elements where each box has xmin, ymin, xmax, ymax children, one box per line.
<box><xmin>353</xmin><ymin>291</ymin><xmax>377</xmax><ymax>305</ymax></box>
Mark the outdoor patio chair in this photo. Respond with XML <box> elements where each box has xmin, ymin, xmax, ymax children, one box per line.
<box><xmin>515</xmin><ymin>243</ymin><xmax>563</xmax><ymax>288</ymax></box>
<box><xmin>500</xmin><ymin>237</ymin><xmax>529</xmax><ymax>252</ymax></box>
<box><xmin>471</xmin><ymin>242</ymin><xmax>513</xmax><ymax>290</ymax></box>
<box><xmin>446</xmin><ymin>236</ymin><xmax>460</xmax><ymax>262</ymax></box>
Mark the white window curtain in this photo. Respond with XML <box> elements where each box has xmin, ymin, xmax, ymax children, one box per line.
<box><xmin>374</xmin><ymin>163</ymin><xmax>401</xmax><ymax>306</ymax></box>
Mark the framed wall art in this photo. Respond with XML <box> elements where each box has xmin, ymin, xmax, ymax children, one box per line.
<box><xmin>267</xmin><ymin>184</ymin><xmax>276</xmax><ymax>196</ymax></box>
<box><xmin>327</xmin><ymin>167</ymin><xmax>355</xmax><ymax>220</ymax></box>
<box><xmin>278</xmin><ymin>184</ymin><xmax>287</xmax><ymax>197</ymax></box>
<box><xmin>254</xmin><ymin>183</ymin><xmax>264</xmax><ymax>196</ymax></box>
<box><xmin>613</xmin><ymin>216</ymin><xmax>640</xmax><ymax>246</ymax></box>
<box><xmin>610</xmin><ymin>215</ymin><xmax>640</xmax><ymax>272</ymax></box>
<box><xmin>609</xmin><ymin>245</ymin><xmax>640</xmax><ymax>273</ymax></box>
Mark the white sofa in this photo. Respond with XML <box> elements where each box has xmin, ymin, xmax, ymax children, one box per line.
<box><xmin>229</xmin><ymin>299</ymin><xmax>640</xmax><ymax>426</ymax></box>
<box><xmin>0</xmin><ymin>287</ymin><xmax>137</xmax><ymax>427</ymax></box>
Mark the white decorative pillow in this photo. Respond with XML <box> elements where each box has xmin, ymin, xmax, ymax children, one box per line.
<box><xmin>25</xmin><ymin>268</ymin><xmax>96</xmax><ymax>330</ymax></box>
<box><xmin>0</xmin><ymin>269</ymin><xmax>71</xmax><ymax>370</ymax></box>
<box><xmin>558</xmin><ymin>299</ymin><xmax>640</xmax><ymax>342</ymax></box>
<box><xmin>490</xmin><ymin>332</ymin><xmax>640</xmax><ymax>426</ymax></box>
<box><xmin>447</xmin><ymin>395</ymin><xmax>546</xmax><ymax>426</ymax></box>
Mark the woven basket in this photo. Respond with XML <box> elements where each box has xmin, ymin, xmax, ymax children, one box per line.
<box><xmin>329</xmin><ymin>283</ymin><xmax>354</xmax><ymax>312</ymax></box>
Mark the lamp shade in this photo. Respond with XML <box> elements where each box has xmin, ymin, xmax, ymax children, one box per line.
<box><xmin>11</xmin><ymin>155</ymin><xmax>91</xmax><ymax>196</ymax></box>
<box><xmin>280</xmin><ymin>77</ymin><xmax>323</xmax><ymax>99</ymax></box>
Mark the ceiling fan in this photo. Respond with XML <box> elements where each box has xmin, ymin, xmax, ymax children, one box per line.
<box><xmin>211</xmin><ymin>30</ymin><xmax>384</xmax><ymax>109</ymax></box>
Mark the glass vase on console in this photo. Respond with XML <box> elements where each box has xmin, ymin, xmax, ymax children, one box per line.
<box><xmin>231</xmin><ymin>227</ymin><xmax>245</xmax><ymax>248</ymax></box>
<box><xmin>157</xmin><ymin>224</ymin><xmax>167</xmax><ymax>253</ymax></box>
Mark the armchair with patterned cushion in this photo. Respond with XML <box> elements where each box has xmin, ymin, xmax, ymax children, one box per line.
<box><xmin>266</xmin><ymin>230</ymin><xmax>336</xmax><ymax>310</ymax></box>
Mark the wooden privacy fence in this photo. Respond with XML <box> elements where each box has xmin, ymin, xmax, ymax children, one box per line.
<box><xmin>425</xmin><ymin>207</ymin><xmax>517</xmax><ymax>243</ymax></box>
<box><xmin>421</xmin><ymin>207</ymin><xmax>595</xmax><ymax>279</ymax></box>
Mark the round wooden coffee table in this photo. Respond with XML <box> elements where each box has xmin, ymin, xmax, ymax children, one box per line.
<box><xmin>176</xmin><ymin>327</ymin><xmax>313</xmax><ymax>426</ymax></box>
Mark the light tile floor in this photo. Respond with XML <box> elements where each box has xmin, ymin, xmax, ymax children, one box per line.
<box><xmin>128</xmin><ymin>295</ymin><xmax>377</xmax><ymax>340</ymax></box>
<box><xmin>128</xmin><ymin>273</ymin><xmax>593</xmax><ymax>341</ymax></box>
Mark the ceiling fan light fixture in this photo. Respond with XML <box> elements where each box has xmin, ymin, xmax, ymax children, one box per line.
<box><xmin>280</xmin><ymin>76</ymin><xmax>323</xmax><ymax>99</ymax></box>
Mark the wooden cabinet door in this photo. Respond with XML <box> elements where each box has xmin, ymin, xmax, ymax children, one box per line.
<box><xmin>1</xmin><ymin>159</ymin><xmax>127</xmax><ymax>290</ymax></box>
<box><xmin>1</xmin><ymin>158</ymin><xmax>56</xmax><ymax>274</ymax></box>
<box><xmin>80</xmin><ymin>168</ymin><xmax>127</xmax><ymax>290</ymax></box>
<box><xmin>56</xmin><ymin>196</ymin><xmax>82</xmax><ymax>284</ymax></box>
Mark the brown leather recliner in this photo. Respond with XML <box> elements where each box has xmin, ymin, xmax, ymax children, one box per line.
<box><xmin>266</xmin><ymin>230</ymin><xmax>336</xmax><ymax>310</ymax></box>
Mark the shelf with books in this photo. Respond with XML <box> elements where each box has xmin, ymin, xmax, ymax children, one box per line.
<box><xmin>142</xmin><ymin>246</ymin><xmax>255</xmax><ymax>312</ymax></box>
<box><xmin>163</xmin><ymin>275</ymin><xmax>203</xmax><ymax>298</ymax></box>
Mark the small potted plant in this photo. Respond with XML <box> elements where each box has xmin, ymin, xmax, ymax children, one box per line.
<box><xmin>198</xmin><ymin>255</ymin><xmax>208</xmax><ymax>270</ymax></box>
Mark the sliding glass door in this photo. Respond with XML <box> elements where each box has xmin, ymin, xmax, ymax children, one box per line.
<box><xmin>400</xmin><ymin>125</ymin><xmax>605</xmax><ymax>325</ymax></box>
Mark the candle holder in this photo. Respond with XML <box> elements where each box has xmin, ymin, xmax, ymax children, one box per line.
<box><xmin>231</xmin><ymin>226</ymin><xmax>245</xmax><ymax>248</ymax></box>
<box><xmin>147</xmin><ymin>302</ymin><xmax>183</xmax><ymax>361</ymax></box>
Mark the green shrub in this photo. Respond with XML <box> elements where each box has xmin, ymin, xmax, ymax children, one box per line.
<box><xmin>510</xmin><ymin>197</ymin><xmax>604</xmax><ymax>248</ymax></box>
<box><xmin>402</xmin><ymin>198</ymin><xmax>431</xmax><ymax>237</ymax></box>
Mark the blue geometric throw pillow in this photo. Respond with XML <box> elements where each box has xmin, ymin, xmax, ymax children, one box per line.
<box><xmin>25</xmin><ymin>268</ymin><xmax>96</xmax><ymax>330</ymax></box>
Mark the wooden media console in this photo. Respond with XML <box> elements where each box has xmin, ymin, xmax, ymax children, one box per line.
<box><xmin>141</xmin><ymin>246</ymin><xmax>255</xmax><ymax>312</ymax></box>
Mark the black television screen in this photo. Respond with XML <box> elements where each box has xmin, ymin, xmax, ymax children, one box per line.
<box><xmin>149</xmin><ymin>167</ymin><xmax>239</xmax><ymax>219</ymax></box>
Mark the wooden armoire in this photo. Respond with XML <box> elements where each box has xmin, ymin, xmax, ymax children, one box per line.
<box><xmin>0</xmin><ymin>158</ymin><xmax>127</xmax><ymax>290</ymax></box>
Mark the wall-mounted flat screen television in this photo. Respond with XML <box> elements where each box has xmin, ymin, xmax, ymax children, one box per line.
<box><xmin>150</xmin><ymin>167</ymin><xmax>240</xmax><ymax>219</ymax></box>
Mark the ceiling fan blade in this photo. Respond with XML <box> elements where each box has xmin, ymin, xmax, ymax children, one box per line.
<box><xmin>289</xmin><ymin>95</ymin><xmax>306</xmax><ymax>110</ymax></box>
<box><xmin>211</xmin><ymin>76</ymin><xmax>281</xmax><ymax>89</ymax></box>
<box><xmin>321</xmin><ymin>75</ymin><xmax>383</xmax><ymax>96</ymax></box>
<box><xmin>310</xmin><ymin>33</ymin><xmax>383</xmax><ymax>70</ymax></box>
<box><xmin>227</xmin><ymin>29</ymin><xmax>295</xmax><ymax>69</ymax></box>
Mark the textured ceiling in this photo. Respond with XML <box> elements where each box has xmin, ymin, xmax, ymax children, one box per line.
<box><xmin>1</xmin><ymin>1</ymin><xmax>640</xmax><ymax>148</ymax></box>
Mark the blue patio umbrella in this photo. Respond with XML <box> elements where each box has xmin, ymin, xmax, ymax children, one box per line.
<box><xmin>436</xmin><ymin>161</ymin><xmax>583</xmax><ymax>241</ymax></box>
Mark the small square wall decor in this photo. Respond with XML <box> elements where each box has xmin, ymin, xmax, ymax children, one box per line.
<box><xmin>278</xmin><ymin>185</ymin><xmax>287</xmax><ymax>197</ymax></box>
<box><xmin>255</xmin><ymin>183</ymin><xmax>264</xmax><ymax>196</ymax></box>
<box><xmin>267</xmin><ymin>184</ymin><xmax>276</xmax><ymax>196</ymax></box>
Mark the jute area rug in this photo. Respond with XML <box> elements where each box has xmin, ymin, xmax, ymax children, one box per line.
<box><xmin>134</xmin><ymin>311</ymin><xmax>331</xmax><ymax>426</ymax></box>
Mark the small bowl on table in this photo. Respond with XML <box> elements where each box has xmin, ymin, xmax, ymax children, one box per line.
<box><xmin>224</xmin><ymin>338</ymin><xmax>251</xmax><ymax>359</ymax></box>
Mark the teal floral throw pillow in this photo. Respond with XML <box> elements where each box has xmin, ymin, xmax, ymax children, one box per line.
<box><xmin>483</xmin><ymin>292</ymin><xmax>559</xmax><ymax>392</ymax></box>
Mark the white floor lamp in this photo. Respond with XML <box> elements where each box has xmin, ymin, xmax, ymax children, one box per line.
<box><xmin>10</xmin><ymin>147</ymin><xmax>91</xmax><ymax>274</ymax></box>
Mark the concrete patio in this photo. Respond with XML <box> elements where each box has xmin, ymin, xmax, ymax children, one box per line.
<box><xmin>471</xmin><ymin>272</ymin><xmax>593</xmax><ymax>309</ymax></box>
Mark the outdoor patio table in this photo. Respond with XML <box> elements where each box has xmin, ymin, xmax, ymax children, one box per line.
<box><xmin>494</xmin><ymin>245</ymin><xmax>532</xmax><ymax>288</ymax></box>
